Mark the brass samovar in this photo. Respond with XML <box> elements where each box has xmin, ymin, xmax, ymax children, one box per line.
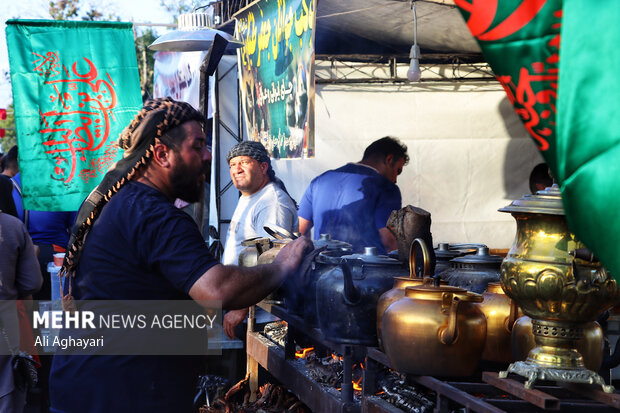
<box><xmin>498</xmin><ymin>185</ymin><xmax>620</xmax><ymax>392</ymax></box>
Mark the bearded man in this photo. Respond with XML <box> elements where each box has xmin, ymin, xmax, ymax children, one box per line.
<box><xmin>49</xmin><ymin>98</ymin><xmax>311</xmax><ymax>413</ymax></box>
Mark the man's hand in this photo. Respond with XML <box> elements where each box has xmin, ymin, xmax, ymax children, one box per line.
<box><xmin>273</xmin><ymin>236</ymin><xmax>314</xmax><ymax>277</ymax></box>
<box><xmin>223</xmin><ymin>308</ymin><xmax>249</xmax><ymax>339</ymax></box>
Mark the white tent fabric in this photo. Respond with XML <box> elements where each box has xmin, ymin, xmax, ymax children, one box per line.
<box><xmin>216</xmin><ymin>59</ymin><xmax>543</xmax><ymax>250</ymax></box>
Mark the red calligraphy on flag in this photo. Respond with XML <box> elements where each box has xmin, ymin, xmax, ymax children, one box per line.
<box><xmin>33</xmin><ymin>54</ymin><xmax>119</xmax><ymax>184</ymax></box>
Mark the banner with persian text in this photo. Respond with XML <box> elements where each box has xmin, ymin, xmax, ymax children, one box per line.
<box><xmin>6</xmin><ymin>20</ymin><xmax>142</xmax><ymax>211</ymax></box>
<box><xmin>234</xmin><ymin>0</ymin><xmax>316</xmax><ymax>159</ymax></box>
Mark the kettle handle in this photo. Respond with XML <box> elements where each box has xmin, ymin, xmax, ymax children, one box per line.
<box><xmin>439</xmin><ymin>291</ymin><xmax>483</xmax><ymax>345</ymax></box>
<box><xmin>409</xmin><ymin>238</ymin><xmax>431</xmax><ymax>279</ymax></box>
<box><xmin>340</xmin><ymin>260</ymin><xmax>361</xmax><ymax>305</ymax></box>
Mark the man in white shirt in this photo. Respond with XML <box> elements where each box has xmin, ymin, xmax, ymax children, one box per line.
<box><xmin>222</xmin><ymin>141</ymin><xmax>298</xmax><ymax>337</ymax></box>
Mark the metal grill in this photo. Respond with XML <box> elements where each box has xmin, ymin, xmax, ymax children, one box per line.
<box><xmin>246</xmin><ymin>303</ymin><xmax>620</xmax><ymax>413</ymax></box>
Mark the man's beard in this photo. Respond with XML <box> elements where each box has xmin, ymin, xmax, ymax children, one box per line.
<box><xmin>170</xmin><ymin>160</ymin><xmax>210</xmax><ymax>204</ymax></box>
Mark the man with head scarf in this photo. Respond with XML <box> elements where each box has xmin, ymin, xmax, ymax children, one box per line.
<box><xmin>221</xmin><ymin>141</ymin><xmax>298</xmax><ymax>337</ymax></box>
<box><xmin>48</xmin><ymin>98</ymin><xmax>312</xmax><ymax>413</ymax></box>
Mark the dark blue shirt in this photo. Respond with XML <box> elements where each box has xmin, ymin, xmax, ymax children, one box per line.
<box><xmin>50</xmin><ymin>181</ymin><xmax>218</xmax><ymax>413</ymax></box>
<box><xmin>12</xmin><ymin>173</ymin><xmax>76</xmax><ymax>247</ymax></box>
<box><xmin>298</xmin><ymin>163</ymin><xmax>401</xmax><ymax>254</ymax></box>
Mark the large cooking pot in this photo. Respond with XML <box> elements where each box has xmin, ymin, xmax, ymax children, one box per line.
<box><xmin>442</xmin><ymin>247</ymin><xmax>503</xmax><ymax>293</ymax></box>
<box><xmin>376</xmin><ymin>238</ymin><xmax>439</xmax><ymax>350</ymax></box>
<box><xmin>382</xmin><ymin>284</ymin><xmax>486</xmax><ymax>376</ymax></box>
<box><xmin>315</xmin><ymin>247</ymin><xmax>408</xmax><ymax>345</ymax></box>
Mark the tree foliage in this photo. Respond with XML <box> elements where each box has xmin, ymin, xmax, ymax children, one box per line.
<box><xmin>160</xmin><ymin>0</ymin><xmax>203</xmax><ymax>22</ymax></box>
<box><xmin>46</xmin><ymin>0</ymin><xmax>160</xmax><ymax>98</ymax></box>
<box><xmin>135</xmin><ymin>29</ymin><xmax>158</xmax><ymax>100</ymax></box>
<box><xmin>0</xmin><ymin>104</ymin><xmax>17</xmax><ymax>153</ymax></box>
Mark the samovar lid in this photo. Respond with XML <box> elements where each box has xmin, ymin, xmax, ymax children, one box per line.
<box><xmin>498</xmin><ymin>184</ymin><xmax>565</xmax><ymax>216</ymax></box>
<box><xmin>314</xmin><ymin>233</ymin><xmax>353</xmax><ymax>250</ymax></box>
<box><xmin>342</xmin><ymin>247</ymin><xmax>401</xmax><ymax>265</ymax></box>
<box><xmin>451</xmin><ymin>247</ymin><xmax>503</xmax><ymax>265</ymax></box>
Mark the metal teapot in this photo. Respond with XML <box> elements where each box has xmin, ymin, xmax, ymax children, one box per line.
<box><xmin>442</xmin><ymin>247</ymin><xmax>503</xmax><ymax>293</ymax></box>
<box><xmin>282</xmin><ymin>234</ymin><xmax>352</xmax><ymax>319</ymax></box>
<box><xmin>376</xmin><ymin>238</ymin><xmax>440</xmax><ymax>350</ymax></box>
<box><xmin>238</xmin><ymin>237</ymin><xmax>272</xmax><ymax>267</ymax></box>
<box><xmin>315</xmin><ymin>247</ymin><xmax>408</xmax><ymax>346</ymax></box>
<box><xmin>382</xmin><ymin>284</ymin><xmax>486</xmax><ymax>377</ymax></box>
<box><xmin>476</xmin><ymin>282</ymin><xmax>521</xmax><ymax>363</ymax></box>
<box><xmin>302</xmin><ymin>247</ymin><xmax>352</xmax><ymax>326</ymax></box>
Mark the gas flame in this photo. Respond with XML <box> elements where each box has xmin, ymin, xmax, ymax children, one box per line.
<box><xmin>295</xmin><ymin>347</ymin><xmax>315</xmax><ymax>359</ymax></box>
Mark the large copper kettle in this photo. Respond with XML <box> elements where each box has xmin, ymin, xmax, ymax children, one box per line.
<box><xmin>382</xmin><ymin>284</ymin><xmax>486</xmax><ymax>377</ymax></box>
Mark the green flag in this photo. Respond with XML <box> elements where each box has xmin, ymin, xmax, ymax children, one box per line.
<box><xmin>557</xmin><ymin>2</ymin><xmax>620</xmax><ymax>282</ymax></box>
<box><xmin>6</xmin><ymin>20</ymin><xmax>142</xmax><ymax>211</ymax></box>
<box><xmin>456</xmin><ymin>0</ymin><xmax>562</xmax><ymax>173</ymax></box>
<box><xmin>456</xmin><ymin>1</ymin><xmax>620</xmax><ymax>281</ymax></box>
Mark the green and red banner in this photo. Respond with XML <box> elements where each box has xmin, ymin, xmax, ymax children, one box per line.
<box><xmin>6</xmin><ymin>20</ymin><xmax>142</xmax><ymax>211</ymax></box>
<box><xmin>456</xmin><ymin>0</ymin><xmax>620</xmax><ymax>282</ymax></box>
<box><xmin>234</xmin><ymin>0</ymin><xmax>316</xmax><ymax>159</ymax></box>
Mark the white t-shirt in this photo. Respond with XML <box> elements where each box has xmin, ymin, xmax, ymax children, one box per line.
<box><xmin>222</xmin><ymin>182</ymin><xmax>298</xmax><ymax>265</ymax></box>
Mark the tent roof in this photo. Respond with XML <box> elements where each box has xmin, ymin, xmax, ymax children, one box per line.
<box><xmin>315</xmin><ymin>0</ymin><xmax>480</xmax><ymax>56</ymax></box>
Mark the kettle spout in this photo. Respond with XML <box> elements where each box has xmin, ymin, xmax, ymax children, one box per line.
<box><xmin>341</xmin><ymin>260</ymin><xmax>361</xmax><ymax>305</ymax></box>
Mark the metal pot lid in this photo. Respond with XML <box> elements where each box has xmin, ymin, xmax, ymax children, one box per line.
<box><xmin>316</xmin><ymin>249</ymin><xmax>352</xmax><ymax>264</ymax></box>
<box><xmin>498</xmin><ymin>184</ymin><xmax>564</xmax><ymax>216</ymax></box>
<box><xmin>341</xmin><ymin>247</ymin><xmax>401</xmax><ymax>265</ymax></box>
<box><xmin>434</xmin><ymin>243</ymin><xmax>460</xmax><ymax>259</ymax></box>
<box><xmin>314</xmin><ymin>233</ymin><xmax>353</xmax><ymax>250</ymax></box>
<box><xmin>149</xmin><ymin>12</ymin><xmax>243</xmax><ymax>52</ymax></box>
<box><xmin>451</xmin><ymin>247</ymin><xmax>503</xmax><ymax>265</ymax></box>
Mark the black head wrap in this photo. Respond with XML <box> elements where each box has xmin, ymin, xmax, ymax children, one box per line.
<box><xmin>226</xmin><ymin>141</ymin><xmax>271</xmax><ymax>164</ymax></box>
<box><xmin>226</xmin><ymin>140</ymin><xmax>297</xmax><ymax>209</ymax></box>
<box><xmin>61</xmin><ymin>98</ymin><xmax>204</xmax><ymax>288</ymax></box>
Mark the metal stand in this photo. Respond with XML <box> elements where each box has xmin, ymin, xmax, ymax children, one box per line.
<box><xmin>500</xmin><ymin>360</ymin><xmax>616</xmax><ymax>393</ymax></box>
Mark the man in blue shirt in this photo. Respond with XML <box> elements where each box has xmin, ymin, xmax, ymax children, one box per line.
<box><xmin>298</xmin><ymin>137</ymin><xmax>408</xmax><ymax>254</ymax></box>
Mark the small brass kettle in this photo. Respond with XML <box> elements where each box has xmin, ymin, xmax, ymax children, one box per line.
<box><xmin>382</xmin><ymin>284</ymin><xmax>486</xmax><ymax>377</ymax></box>
<box><xmin>477</xmin><ymin>282</ymin><xmax>521</xmax><ymax>363</ymax></box>
<box><xmin>377</xmin><ymin>238</ymin><xmax>439</xmax><ymax>350</ymax></box>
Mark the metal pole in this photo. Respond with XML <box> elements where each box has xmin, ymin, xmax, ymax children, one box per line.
<box><xmin>342</xmin><ymin>345</ymin><xmax>353</xmax><ymax>402</ymax></box>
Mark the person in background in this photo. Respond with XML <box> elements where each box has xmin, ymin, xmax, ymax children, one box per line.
<box><xmin>49</xmin><ymin>98</ymin><xmax>312</xmax><ymax>413</ymax></box>
<box><xmin>0</xmin><ymin>146</ymin><xmax>19</xmax><ymax>217</ymax></box>
<box><xmin>11</xmin><ymin>169</ymin><xmax>76</xmax><ymax>300</ymax></box>
<box><xmin>1</xmin><ymin>146</ymin><xmax>18</xmax><ymax>178</ymax></box>
<box><xmin>221</xmin><ymin>141</ymin><xmax>298</xmax><ymax>338</ymax></box>
<box><xmin>0</xmin><ymin>210</ymin><xmax>43</xmax><ymax>412</ymax></box>
<box><xmin>298</xmin><ymin>136</ymin><xmax>408</xmax><ymax>254</ymax></box>
<box><xmin>529</xmin><ymin>162</ymin><xmax>554</xmax><ymax>194</ymax></box>
<box><xmin>10</xmin><ymin>165</ymin><xmax>75</xmax><ymax>413</ymax></box>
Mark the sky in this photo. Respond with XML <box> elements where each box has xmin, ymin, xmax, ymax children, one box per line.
<box><xmin>0</xmin><ymin>0</ymin><xmax>177</xmax><ymax>108</ymax></box>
